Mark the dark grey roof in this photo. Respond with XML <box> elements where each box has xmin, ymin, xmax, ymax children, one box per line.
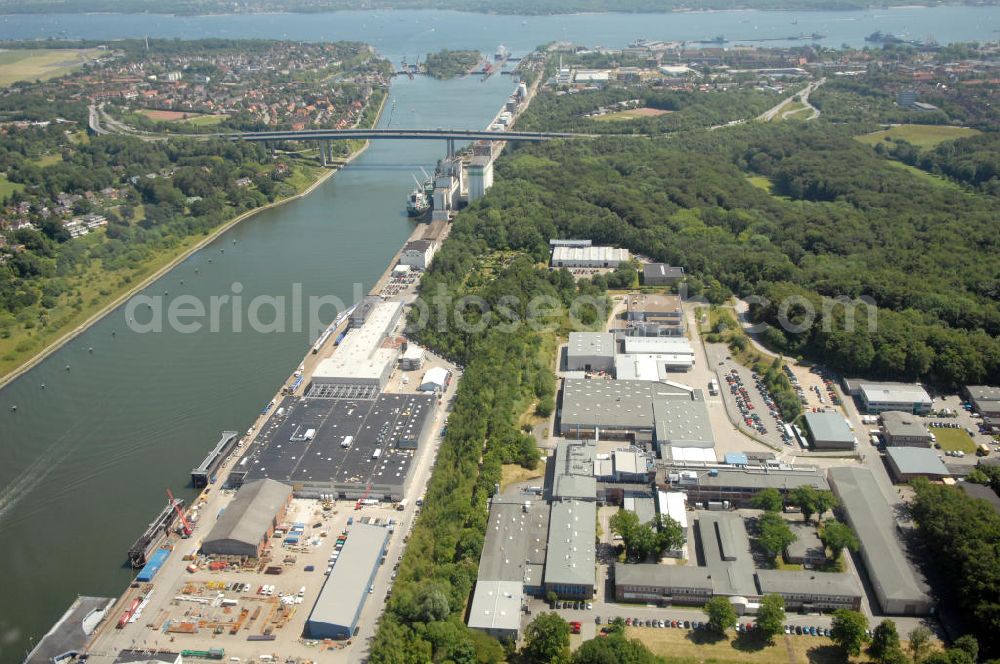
<box><xmin>545</xmin><ymin>500</ymin><xmax>596</xmax><ymax>588</ymax></box>
<box><xmin>697</xmin><ymin>511</ymin><xmax>758</xmax><ymax>597</ymax></box>
<box><xmin>881</xmin><ymin>411</ymin><xmax>930</xmax><ymax>439</ymax></box>
<box><xmin>828</xmin><ymin>467</ymin><xmax>931</xmax><ymax>607</ymax></box>
<box><xmin>560</xmin><ymin>379</ymin><xmax>692</xmax><ymax>430</ymax></box>
<box><xmin>552</xmin><ymin>440</ymin><xmax>598</xmax><ymax>500</ymax></box>
<box><xmin>204</xmin><ymin>479</ymin><xmax>291</xmax><ymax>547</ymax></box>
<box><xmin>958</xmin><ymin>483</ymin><xmax>1000</xmax><ymax>514</ymax></box>
<box><xmin>643</xmin><ymin>264</ymin><xmax>685</xmax><ymax>280</ymax></box>
<box><xmin>886</xmin><ymin>447</ymin><xmax>950</xmax><ymax>477</ymax></box>
<box><xmin>755</xmin><ymin>569</ymin><xmax>862</xmax><ymax>600</ymax></box>
<box><xmin>614</xmin><ymin>562</ymin><xmax>714</xmax><ymax>591</ymax></box>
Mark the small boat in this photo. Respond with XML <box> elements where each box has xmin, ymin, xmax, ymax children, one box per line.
<box><xmin>406</xmin><ymin>186</ymin><xmax>429</xmax><ymax>217</ymax></box>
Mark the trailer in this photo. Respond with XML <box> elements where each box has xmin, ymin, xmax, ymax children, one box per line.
<box><xmin>136</xmin><ymin>547</ymin><xmax>170</xmax><ymax>583</ymax></box>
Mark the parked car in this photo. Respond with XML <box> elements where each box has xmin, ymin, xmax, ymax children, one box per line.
<box><xmin>795</xmin><ymin>626</ymin><xmax>803</xmax><ymax>635</ymax></box>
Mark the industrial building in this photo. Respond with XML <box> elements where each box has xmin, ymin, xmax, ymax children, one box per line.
<box><xmin>959</xmin><ymin>482</ymin><xmax>1000</xmax><ymax>515</ymax></box>
<box><xmin>468</xmin><ymin>495</ymin><xmax>550</xmax><ymax>640</ymax></box>
<box><xmin>551</xmin><ymin>245</ymin><xmax>630</xmax><ymax>268</ymax></box>
<box><xmin>784</xmin><ymin>523</ymin><xmax>827</xmax><ymax>567</ymax></box>
<box><xmin>613</xmin><ymin>511</ymin><xmax>861</xmax><ymax>612</ymax></box>
<box><xmin>657</xmin><ymin>464</ymin><xmax>829</xmax><ymax>508</ymax></box>
<box><xmin>842</xmin><ymin>380</ymin><xmax>933</xmax><ymax>414</ymax></box>
<box><xmin>201</xmin><ymin>479</ymin><xmax>292</xmax><ymax>558</ymax></box>
<box><xmin>306</xmin><ymin>523</ymin><xmax>389</xmax><ymax>639</ymax></box>
<box><xmin>191</xmin><ymin>431</ymin><xmax>239</xmax><ymax>488</ymax></box>
<box><xmin>653</xmin><ymin>390</ymin><xmax>715</xmax><ymax>453</ymax></box>
<box><xmin>621</xmin><ymin>336</ymin><xmax>694</xmax><ymax>360</ymax></box>
<box><xmin>828</xmin><ymin>467</ymin><xmax>934</xmax><ymax>615</ymax></box>
<box><xmin>802</xmin><ymin>411</ymin><xmax>855</xmax><ymax>450</ymax></box>
<box><xmin>881</xmin><ymin>411</ymin><xmax>933</xmax><ymax>447</ymax></box>
<box><xmin>311</xmin><ymin>300</ymin><xmax>403</xmax><ymax>392</ymax></box>
<box><xmin>544</xmin><ymin>500</ymin><xmax>596</xmax><ymax>599</ymax></box>
<box><xmin>233</xmin><ymin>392</ymin><xmax>436</xmax><ymax>500</ymax></box>
<box><xmin>642</xmin><ymin>264</ymin><xmax>685</xmax><ymax>287</ymax></box>
<box><xmin>558</xmin><ymin>379</ymin><xmax>708</xmax><ymax>444</ymax></box>
<box><xmin>398</xmin><ymin>239</ymin><xmax>437</xmax><ymax>270</ymax></box>
<box><xmin>754</xmin><ymin>570</ymin><xmax>862</xmax><ymax>611</ymax></box>
<box><xmin>467</xmin><ymin>580</ymin><xmax>523</xmax><ymax>641</ymax></box>
<box><xmin>625</xmin><ymin>293</ymin><xmax>684</xmax><ymax>337</ymax></box>
<box><xmin>399</xmin><ymin>344</ymin><xmax>425</xmax><ymax>370</ymax></box>
<box><xmin>885</xmin><ymin>447</ymin><xmax>951</xmax><ymax>483</ymax></box>
<box><xmin>551</xmin><ymin>439</ymin><xmax>598</xmax><ymax>501</ymax></box>
<box><xmin>611</xmin><ymin>448</ymin><xmax>653</xmax><ymax>483</ymax></box>
<box><xmin>964</xmin><ymin>385</ymin><xmax>1000</xmax><ymax>418</ymax></box>
<box><xmin>615</xmin><ymin>352</ymin><xmax>693</xmax><ymax>378</ymax></box>
<box><xmin>467</xmin><ymin>155</ymin><xmax>495</xmax><ymax>203</ymax></box>
<box><xmin>565</xmin><ymin>332</ymin><xmax>615</xmax><ymax>373</ymax></box>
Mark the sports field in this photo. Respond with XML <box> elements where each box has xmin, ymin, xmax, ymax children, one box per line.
<box><xmin>856</xmin><ymin>124</ymin><xmax>980</xmax><ymax>148</ymax></box>
<box><xmin>0</xmin><ymin>48</ymin><xmax>104</xmax><ymax>87</ymax></box>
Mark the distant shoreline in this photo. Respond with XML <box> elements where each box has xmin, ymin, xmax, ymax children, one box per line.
<box><xmin>0</xmin><ymin>2</ymin><xmax>965</xmax><ymax>18</ymax></box>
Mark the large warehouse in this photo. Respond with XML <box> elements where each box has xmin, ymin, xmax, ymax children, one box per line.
<box><xmin>885</xmin><ymin>447</ymin><xmax>950</xmax><ymax>483</ymax></box>
<box><xmin>232</xmin><ymin>392</ymin><xmax>436</xmax><ymax>500</ymax></box>
<box><xmin>544</xmin><ymin>500</ymin><xmax>596</xmax><ymax>599</ymax></box>
<box><xmin>306</xmin><ymin>523</ymin><xmax>389</xmax><ymax>639</ymax></box>
<box><xmin>551</xmin><ymin>245</ymin><xmax>630</xmax><ymax>268</ymax></box>
<box><xmin>842</xmin><ymin>380</ymin><xmax>933</xmax><ymax>414</ymax></box>
<box><xmin>828</xmin><ymin>467</ymin><xmax>934</xmax><ymax>615</ymax></box>
<box><xmin>311</xmin><ymin>300</ymin><xmax>403</xmax><ymax>392</ymax></box>
<box><xmin>201</xmin><ymin>479</ymin><xmax>292</xmax><ymax>558</ymax></box>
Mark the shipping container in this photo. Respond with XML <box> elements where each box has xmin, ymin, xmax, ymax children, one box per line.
<box><xmin>136</xmin><ymin>547</ymin><xmax>170</xmax><ymax>583</ymax></box>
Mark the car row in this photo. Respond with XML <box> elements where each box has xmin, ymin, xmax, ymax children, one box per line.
<box><xmin>554</xmin><ymin>600</ymin><xmax>593</xmax><ymax>610</ymax></box>
<box><xmin>595</xmin><ymin>616</ymin><xmax>835</xmax><ymax>638</ymax></box>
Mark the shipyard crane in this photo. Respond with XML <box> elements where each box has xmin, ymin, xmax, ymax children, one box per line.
<box><xmin>354</xmin><ymin>483</ymin><xmax>373</xmax><ymax>510</ymax></box>
<box><xmin>167</xmin><ymin>488</ymin><xmax>192</xmax><ymax>537</ymax></box>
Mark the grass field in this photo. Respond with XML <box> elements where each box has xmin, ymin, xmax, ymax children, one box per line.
<box><xmin>856</xmin><ymin>124</ymin><xmax>980</xmax><ymax>148</ymax></box>
<box><xmin>139</xmin><ymin>110</ymin><xmax>229</xmax><ymax>126</ymax></box>
<box><xmin>746</xmin><ymin>175</ymin><xmax>774</xmax><ymax>193</ymax></box>
<box><xmin>500</xmin><ymin>462</ymin><xmax>545</xmax><ymax>491</ymax></box>
<box><xmin>592</xmin><ymin>107</ymin><xmax>670</xmax><ymax>122</ymax></box>
<box><xmin>0</xmin><ymin>173</ymin><xmax>24</xmax><ymax>200</ymax></box>
<box><xmin>184</xmin><ymin>114</ymin><xmax>228</xmax><ymax>127</ymax></box>
<box><xmin>625</xmin><ymin>626</ymin><xmax>872</xmax><ymax>664</ymax></box>
<box><xmin>32</xmin><ymin>153</ymin><xmax>62</xmax><ymax>168</ymax></box>
<box><xmin>0</xmin><ymin>48</ymin><xmax>104</xmax><ymax>87</ymax></box>
<box><xmin>932</xmin><ymin>426</ymin><xmax>977</xmax><ymax>453</ymax></box>
<box><xmin>770</xmin><ymin>99</ymin><xmax>809</xmax><ymax>121</ymax></box>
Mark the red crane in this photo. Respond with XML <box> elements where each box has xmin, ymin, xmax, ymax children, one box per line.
<box><xmin>354</xmin><ymin>483</ymin><xmax>372</xmax><ymax>511</ymax></box>
<box><xmin>167</xmin><ymin>488</ymin><xmax>192</xmax><ymax>537</ymax></box>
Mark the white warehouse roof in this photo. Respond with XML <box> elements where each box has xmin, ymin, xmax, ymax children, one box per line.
<box><xmin>551</xmin><ymin>245</ymin><xmax>630</xmax><ymax>264</ymax></box>
<box><xmin>421</xmin><ymin>366</ymin><xmax>449</xmax><ymax>389</ymax></box>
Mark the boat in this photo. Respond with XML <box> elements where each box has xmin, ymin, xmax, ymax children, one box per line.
<box><xmin>406</xmin><ymin>186</ymin><xmax>430</xmax><ymax>217</ymax></box>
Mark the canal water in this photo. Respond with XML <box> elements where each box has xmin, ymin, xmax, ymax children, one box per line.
<box><xmin>0</xmin><ymin>6</ymin><xmax>997</xmax><ymax>661</ymax></box>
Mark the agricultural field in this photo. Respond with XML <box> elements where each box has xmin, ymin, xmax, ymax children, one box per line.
<box><xmin>183</xmin><ymin>114</ymin><xmax>228</xmax><ymax>126</ymax></box>
<box><xmin>0</xmin><ymin>48</ymin><xmax>104</xmax><ymax>87</ymax></box>
<box><xmin>139</xmin><ymin>109</ymin><xmax>229</xmax><ymax>126</ymax></box>
<box><xmin>856</xmin><ymin>124</ymin><xmax>980</xmax><ymax>148</ymax></box>
<box><xmin>592</xmin><ymin>107</ymin><xmax>670</xmax><ymax>121</ymax></box>
<box><xmin>932</xmin><ymin>426</ymin><xmax>977</xmax><ymax>453</ymax></box>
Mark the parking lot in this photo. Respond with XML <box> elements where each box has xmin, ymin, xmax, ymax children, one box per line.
<box><xmin>708</xmin><ymin>355</ymin><xmax>788</xmax><ymax>452</ymax></box>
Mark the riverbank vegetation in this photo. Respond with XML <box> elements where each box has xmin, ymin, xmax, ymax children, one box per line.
<box><xmin>0</xmin><ymin>39</ymin><xmax>389</xmax><ymax>381</ymax></box>
<box><xmin>423</xmin><ymin>49</ymin><xmax>481</xmax><ymax>79</ymax></box>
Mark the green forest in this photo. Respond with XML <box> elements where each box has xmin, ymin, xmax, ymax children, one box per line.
<box><xmin>423</xmin><ymin>49</ymin><xmax>482</xmax><ymax>79</ymax></box>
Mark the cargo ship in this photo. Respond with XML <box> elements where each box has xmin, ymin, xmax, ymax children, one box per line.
<box><xmin>127</xmin><ymin>498</ymin><xmax>184</xmax><ymax>568</ymax></box>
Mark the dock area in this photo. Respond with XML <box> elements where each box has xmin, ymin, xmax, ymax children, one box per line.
<box><xmin>25</xmin><ymin>596</ymin><xmax>114</xmax><ymax>664</ymax></box>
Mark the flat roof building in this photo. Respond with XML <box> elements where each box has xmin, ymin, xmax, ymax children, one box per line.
<box><xmin>803</xmin><ymin>411</ymin><xmax>855</xmax><ymax>450</ymax></box>
<box><xmin>657</xmin><ymin>490</ymin><xmax>688</xmax><ymax>557</ymax></box>
<box><xmin>828</xmin><ymin>467</ymin><xmax>934</xmax><ymax>615</ymax></box>
<box><xmin>467</xmin><ymin>580</ymin><xmax>523</xmax><ymax>641</ymax></box>
<box><xmin>658</xmin><ymin>464</ymin><xmax>829</xmax><ymax>507</ymax></box>
<box><xmin>886</xmin><ymin>447</ymin><xmax>950</xmax><ymax>483</ymax></box>
<box><xmin>398</xmin><ymin>239</ymin><xmax>437</xmax><ymax>270</ymax></box>
<box><xmin>312</xmin><ymin>301</ymin><xmax>403</xmax><ymax>391</ymax></box>
<box><xmin>964</xmin><ymin>385</ymin><xmax>1000</xmax><ymax>418</ymax></box>
<box><xmin>201</xmin><ymin>479</ymin><xmax>292</xmax><ymax>558</ymax></box>
<box><xmin>551</xmin><ymin>439</ymin><xmax>598</xmax><ymax>501</ymax></box>
<box><xmin>566</xmin><ymin>332</ymin><xmax>615</xmax><ymax>373</ymax></box>
<box><xmin>544</xmin><ymin>500</ymin><xmax>596</xmax><ymax>599</ymax></box>
<box><xmin>307</xmin><ymin>523</ymin><xmax>389</xmax><ymax>639</ymax></box>
<box><xmin>881</xmin><ymin>411</ymin><xmax>932</xmax><ymax>447</ymax></box>
<box><xmin>856</xmin><ymin>382</ymin><xmax>933</xmax><ymax>414</ymax></box>
<box><xmin>625</xmin><ymin>293</ymin><xmax>684</xmax><ymax>337</ymax></box>
<box><xmin>622</xmin><ymin>336</ymin><xmax>694</xmax><ymax>357</ymax></box>
<box><xmin>755</xmin><ymin>569</ymin><xmax>862</xmax><ymax>611</ymax></box>
<box><xmin>784</xmin><ymin>522</ymin><xmax>826</xmax><ymax>567</ymax></box>
<box><xmin>616</xmin><ymin>352</ymin><xmax>694</xmax><ymax>378</ymax></box>
<box><xmin>642</xmin><ymin>264</ymin><xmax>685</xmax><ymax>286</ymax></box>
<box><xmin>653</xmin><ymin>390</ymin><xmax>714</xmax><ymax>449</ymax></box>
<box><xmin>235</xmin><ymin>393</ymin><xmax>435</xmax><ymax>501</ymax></box>
<box><xmin>612</xmin><ymin>448</ymin><xmax>652</xmax><ymax>483</ymax></box>
<box><xmin>420</xmin><ymin>366</ymin><xmax>450</xmax><ymax>393</ymax></box>
<box><xmin>958</xmin><ymin>482</ymin><xmax>1000</xmax><ymax>515</ymax></box>
<box><xmin>551</xmin><ymin>245</ymin><xmax>630</xmax><ymax>268</ymax></box>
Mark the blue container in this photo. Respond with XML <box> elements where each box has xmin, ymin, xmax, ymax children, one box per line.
<box><xmin>137</xmin><ymin>547</ymin><xmax>170</xmax><ymax>583</ymax></box>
